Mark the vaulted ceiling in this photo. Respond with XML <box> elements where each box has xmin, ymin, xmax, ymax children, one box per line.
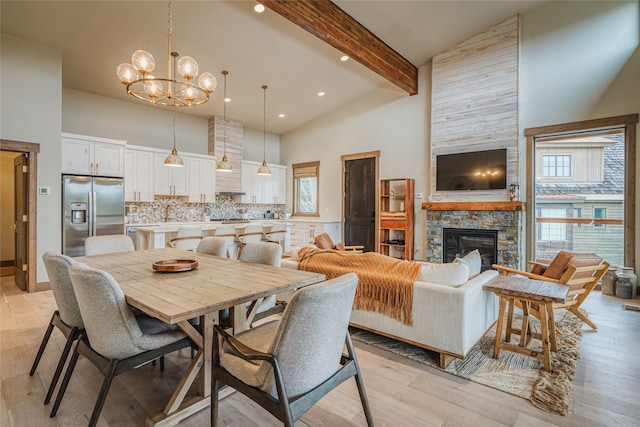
<box><xmin>1</xmin><ymin>1</ymin><xmax>547</xmax><ymax>134</ymax></box>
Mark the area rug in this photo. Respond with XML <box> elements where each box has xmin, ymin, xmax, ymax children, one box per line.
<box><xmin>350</xmin><ymin>311</ymin><xmax>584</xmax><ymax>415</ymax></box>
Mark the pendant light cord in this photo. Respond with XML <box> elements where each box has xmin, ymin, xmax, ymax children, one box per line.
<box><xmin>223</xmin><ymin>71</ymin><xmax>228</xmax><ymax>156</ymax></box>
<box><xmin>262</xmin><ymin>85</ymin><xmax>267</xmax><ymax>161</ymax></box>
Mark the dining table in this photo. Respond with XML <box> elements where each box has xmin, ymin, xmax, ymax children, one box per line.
<box><xmin>75</xmin><ymin>247</ymin><xmax>326</xmax><ymax>427</ymax></box>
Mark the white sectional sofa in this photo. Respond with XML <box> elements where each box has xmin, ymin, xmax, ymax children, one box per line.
<box><xmin>281</xmin><ymin>256</ymin><xmax>499</xmax><ymax>368</ymax></box>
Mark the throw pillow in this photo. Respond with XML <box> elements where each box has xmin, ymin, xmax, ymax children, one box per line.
<box><xmin>417</xmin><ymin>262</ymin><xmax>469</xmax><ymax>287</ymax></box>
<box><xmin>454</xmin><ymin>249</ymin><xmax>482</xmax><ymax>276</ymax></box>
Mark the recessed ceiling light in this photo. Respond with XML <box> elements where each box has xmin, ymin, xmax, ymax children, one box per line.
<box><xmin>318</xmin><ymin>92</ymin><xmax>325</xmax><ymax>97</ymax></box>
<box><xmin>278</xmin><ymin>113</ymin><xmax>285</xmax><ymax>118</ymax></box>
<box><xmin>224</xmin><ymin>97</ymin><xmax>231</xmax><ymax>103</ymax></box>
<box><xmin>254</xmin><ymin>3</ymin><xmax>265</xmax><ymax>13</ymax></box>
<box><xmin>340</xmin><ymin>55</ymin><xmax>349</xmax><ymax>62</ymax></box>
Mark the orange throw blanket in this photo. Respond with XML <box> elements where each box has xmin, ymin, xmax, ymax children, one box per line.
<box><xmin>298</xmin><ymin>248</ymin><xmax>421</xmax><ymax>326</ymax></box>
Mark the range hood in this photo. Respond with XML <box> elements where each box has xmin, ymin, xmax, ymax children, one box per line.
<box><xmin>216</xmin><ymin>191</ymin><xmax>246</xmax><ymax>196</ymax></box>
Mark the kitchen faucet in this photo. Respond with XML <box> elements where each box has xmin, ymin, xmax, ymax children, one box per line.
<box><xmin>165</xmin><ymin>205</ymin><xmax>170</xmax><ymax>222</ymax></box>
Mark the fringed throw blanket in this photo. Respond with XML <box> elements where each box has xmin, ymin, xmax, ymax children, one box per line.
<box><xmin>298</xmin><ymin>248</ymin><xmax>421</xmax><ymax>325</ymax></box>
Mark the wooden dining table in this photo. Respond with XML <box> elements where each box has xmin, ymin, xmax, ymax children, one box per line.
<box><xmin>75</xmin><ymin>247</ymin><xmax>326</xmax><ymax>427</ymax></box>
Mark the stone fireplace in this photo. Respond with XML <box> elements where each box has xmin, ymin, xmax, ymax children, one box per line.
<box><xmin>443</xmin><ymin>228</ymin><xmax>498</xmax><ymax>272</ymax></box>
<box><xmin>423</xmin><ymin>202</ymin><xmax>524</xmax><ymax>270</ymax></box>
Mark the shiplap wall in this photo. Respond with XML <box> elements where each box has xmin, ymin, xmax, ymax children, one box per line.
<box><xmin>208</xmin><ymin>115</ymin><xmax>243</xmax><ymax>193</ymax></box>
<box><xmin>431</xmin><ymin>15</ymin><xmax>519</xmax><ymax>201</ymax></box>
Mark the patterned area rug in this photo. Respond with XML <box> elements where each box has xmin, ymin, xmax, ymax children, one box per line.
<box><xmin>350</xmin><ymin>311</ymin><xmax>584</xmax><ymax>415</ymax></box>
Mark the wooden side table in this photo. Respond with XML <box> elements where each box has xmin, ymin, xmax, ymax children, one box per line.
<box><xmin>483</xmin><ymin>275</ymin><xmax>569</xmax><ymax>371</ymax></box>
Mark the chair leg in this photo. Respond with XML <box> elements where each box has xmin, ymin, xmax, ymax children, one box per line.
<box><xmin>345</xmin><ymin>333</ymin><xmax>375</xmax><ymax>427</ymax></box>
<box><xmin>160</xmin><ymin>356</ymin><xmax>165</xmax><ymax>372</ymax></box>
<box><xmin>50</xmin><ymin>343</ymin><xmax>81</xmax><ymax>417</ymax></box>
<box><xmin>88</xmin><ymin>360</ymin><xmax>119</xmax><ymax>427</ymax></box>
<box><xmin>30</xmin><ymin>311</ymin><xmax>57</xmax><ymax>376</ymax></box>
<box><xmin>568</xmin><ymin>306</ymin><xmax>597</xmax><ymax>330</ymax></box>
<box><xmin>211</xmin><ymin>378</ymin><xmax>220</xmax><ymax>427</ymax></box>
<box><xmin>44</xmin><ymin>327</ymin><xmax>79</xmax><ymax>404</ymax></box>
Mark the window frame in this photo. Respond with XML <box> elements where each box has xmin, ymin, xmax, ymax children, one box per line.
<box><xmin>292</xmin><ymin>161</ymin><xmax>320</xmax><ymax>217</ymax></box>
<box><xmin>541</xmin><ymin>154</ymin><xmax>572</xmax><ymax>178</ymax></box>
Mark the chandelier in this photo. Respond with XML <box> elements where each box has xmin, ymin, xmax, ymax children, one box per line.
<box><xmin>216</xmin><ymin>70</ymin><xmax>232</xmax><ymax>172</ymax></box>
<box><xmin>257</xmin><ymin>84</ymin><xmax>272</xmax><ymax>176</ymax></box>
<box><xmin>116</xmin><ymin>0</ymin><xmax>217</xmax><ymax>107</ymax></box>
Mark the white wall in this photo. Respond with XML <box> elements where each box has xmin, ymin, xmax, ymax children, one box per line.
<box><xmin>243</xmin><ymin>127</ymin><xmax>280</xmax><ymax>165</ymax></box>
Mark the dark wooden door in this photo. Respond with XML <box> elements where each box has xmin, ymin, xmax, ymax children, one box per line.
<box><xmin>14</xmin><ymin>154</ymin><xmax>28</xmax><ymax>290</ymax></box>
<box><xmin>344</xmin><ymin>157</ymin><xmax>376</xmax><ymax>252</ymax></box>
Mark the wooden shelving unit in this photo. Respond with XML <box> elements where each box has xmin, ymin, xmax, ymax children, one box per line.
<box><xmin>379</xmin><ymin>178</ymin><xmax>414</xmax><ymax>260</ymax></box>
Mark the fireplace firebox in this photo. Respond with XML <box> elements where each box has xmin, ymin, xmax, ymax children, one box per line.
<box><xmin>443</xmin><ymin>228</ymin><xmax>498</xmax><ymax>272</ymax></box>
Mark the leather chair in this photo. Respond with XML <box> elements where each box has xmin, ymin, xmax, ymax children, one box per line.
<box><xmin>314</xmin><ymin>232</ymin><xmax>364</xmax><ymax>253</ymax></box>
<box><xmin>84</xmin><ymin>235</ymin><xmax>134</xmax><ymax>256</ymax></box>
<box><xmin>210</xmin><ymin>272</ymin><xmax>374</xmax><ymax>427</ymax></box>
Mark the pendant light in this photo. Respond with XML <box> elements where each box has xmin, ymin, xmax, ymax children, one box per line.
<box><xmin>257</xmin><ymin>84</ymin><xmax>272</xmax><ymax>176</ymax></box>
<box><xmin>216</xmin><ymin>70</ymin><xmax>232</xmax><ymax>173</ymax></box>
<box><xmin>165</xmin><ymin>105</ymin><xmax>184</xmax><ymax>167</ymax></box>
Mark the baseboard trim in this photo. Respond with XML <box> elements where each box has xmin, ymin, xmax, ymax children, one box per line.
<box><xmin>0</xmin><ymin>266</ymin><xmax>15</xmax><ymax>277</ymax></box>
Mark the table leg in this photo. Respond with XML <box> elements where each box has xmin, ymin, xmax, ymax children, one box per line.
<box><xmin>538</xmin><ymin>303</ymin><xmax>551</xmax><ymax>371</ymax></box>
<box><xmin>505</xmin><ymin>298</ymin><xmax>515</xmax><ymax>342</ymax></box>
<box><xmin>548</xmin><ymin>304</ymin><xmax>558</xmax><ymax>352</ymax></box>
<box><xmin>519</xmin><ymin>299</ymin><xmax>531</xmax><ymax>348</ymax></box>
<box><xmin>494</xmin><ymin>296</ymin><xmax>507</xmax><ymax>359</ymax></box>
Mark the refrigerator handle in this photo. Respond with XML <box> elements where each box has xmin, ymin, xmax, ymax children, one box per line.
<box><xmin>92</xmin><ymin>191</ymin><xmax>98</xmax><ymax>236</ymax></box>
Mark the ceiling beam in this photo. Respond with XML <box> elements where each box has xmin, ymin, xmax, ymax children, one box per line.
<box><xmin>261</xmin><ymin>0</ymin><xmax>418</xmax><ymax>95</ymax></box>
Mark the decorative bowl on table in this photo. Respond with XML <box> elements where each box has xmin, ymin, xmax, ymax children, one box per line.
<box><xmin>152</xmin><ymin>259</ymin><xmax>198</xmax><ymax>273</ymax></box>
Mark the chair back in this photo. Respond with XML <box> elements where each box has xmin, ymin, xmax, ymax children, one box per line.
<box><xmin>214</xmin><ymin>224</ymin><xmax>237</xmax><ymax>246</ymax></box>
<box><xmin>561</xmin><ymin>261</ymin><xmax>610</xmax><ymax>297</ymax></box>
<box><xmin>239</xmin><ymin>242</ymin><xmax>282</xmax><ymax>267</ymax></box>
<box><xmin>84</xmin><ymin>235</ymin><xmax>134</xmax><ymax>256</ymax></box>
<box><xmin>196</xmin><ymin>236</ymin><xmax>228</xmax><ymax>257</ymax></box>
<box><xmin>264</xmin><ymin>223</ymin><xmax>287</xmax><ymax>243</ymax></box>
<box><xmin>253</xmin><ymin>273</ymin><xmax>358</xmax><ymax>397</ymax></box>
<box><xmin>69</xmin><ymin>263</ymin><xmax>155</xmax><ymax>359</ymax></box>
<box><xmin>313</xmin><ymin>232</ymin><xmax>335</xmax><ymax>250</ymax></box>
<box><xmin>171</xmin><ymin>227</ymin><xmax>203</xmax><ymax>251</ymax></box>
<box><xmin>237</xmin><ymin>224</ymin><xmax>264</xmax><ymax>245</ymax></box>
<box><xmin>42</xmin><ymin>251</ymin><xmax>83</xmax><ymax>328</ymax></box>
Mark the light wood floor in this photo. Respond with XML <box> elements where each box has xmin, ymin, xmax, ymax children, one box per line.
<box><xmin>1</xmin><ymin>274</ymin><xmax>639</xmax><ymax>427</ymax></box>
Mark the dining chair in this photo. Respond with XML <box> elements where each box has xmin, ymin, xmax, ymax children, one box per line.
<box><xmin>84</xmin><ymin>234</ymin><xmax>134</xmax><ymax>256</ymax></box>
<box><xmin>262</xmin><ymin>223</ymin><xmax>287</xmax><ymax>246</ymax></box>
<box><xmin>196</xmin><ymin>236</ymin><xmax>228</xmax><ymax>257</ymax></box>
<box><xmin>236</xmin><ymin>223</ymin><xmax>264</xmax><ymax>257</ymax></box>
<box><xmin>51</xmin><ymin>263</ymin><xmax>193</xmax><ymax>426</ymax></box>
<box><xmin>30</xmin><ymin>252</ymin><xmax>84</xmax><ymax>405</ymax></box>
<box><xmin>170</xmin><ymin>226</ymin><xmax>203</xmax><ymax>251</ymax></box>
<box><xmin>211</xmin><ymin>272</ymin><xmax>374</xmax><ymax>427</ymax></box>
<box><xmin>214</xmin><ymin>224</ymin><xmax>239</xmax><ymax>258</ymax></box>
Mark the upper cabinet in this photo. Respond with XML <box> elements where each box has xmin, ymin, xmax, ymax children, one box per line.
<box><xmin>61</xmin><ymin>133</ymin><xmax>125</xmax><ymax>177</ymax></box>
<box><xmin>124</xmin><ymin>146</ymin><xmax>155</xmax><ymax>202</ymax></box>
<box><xmin>187</xmin><ymin>154</ymin><xmax>216</xmax><ymax>203</ymax></box>
<box><xmin>153</xmin><ymin>152</ymin><xmax>188</xmax><ymax>196</ymax></box>
<box><xmin>240</xmin><ymin>160</ymin><xmax>286</xmax><ymax>204</ymax></box>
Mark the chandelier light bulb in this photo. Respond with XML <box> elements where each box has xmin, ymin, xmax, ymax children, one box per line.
<box><xmin>143</xmin><ymin>78</ymin><xmax>162</xmax><ymax>98</ymax></box>
<box><xmin>131</xmin><ymin>50</ymin><xmax>155</xmax><ymax>74</ymax></box>
<box><xmin>117</xmin><ymin>63</ymin><xmax>138</xmax><ymax>84</ymax></box>
<box><xmin>184</xmin><ymin>86</ymin><xmax>196</xmax><ymax>103</ymax></box>
<box><xmin>177</xmin><ymin>56</ymin><xmax>198</xmax><ymax>81</ymax></box>
<box><xmin>197</xmin><ymin>72</ymin><xmax>217</xmax><ymax>93</ymax></box>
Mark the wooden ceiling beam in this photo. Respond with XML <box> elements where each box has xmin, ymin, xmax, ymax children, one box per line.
<box><xmin>261</xmin><ymin>0</ymin><xmax>418</xmax><ymax>95</ymax></box>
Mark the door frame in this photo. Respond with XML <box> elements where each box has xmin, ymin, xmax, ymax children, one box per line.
<box><xmin>1</xmin><ymin>139</ymin><xmax>39</xmax><ymax>292</ymax></box>
<box><xmin>524</xmin><ymin>114</ymin><xmax>637</xmax><ymax>268</ymax></box>
<box><xmin>341</xmin><ymin>151</ymin><xmax>380</xmax><ymax>246</ymax></box>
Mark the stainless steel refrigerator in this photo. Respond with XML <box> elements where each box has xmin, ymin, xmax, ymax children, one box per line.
<box><xmin>62</xmin><ymin>175</ymin><xmax>125</xmax><ymax>256</ymax></box>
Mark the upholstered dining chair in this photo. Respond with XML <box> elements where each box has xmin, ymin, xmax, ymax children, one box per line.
<box><xmin>211</xmin><ymin>272</ymin><xmax>374</xmax><ymax>427</ymax></box>
<box><xmin>196</xmin><ymin>236</ymin><xmax>228</xmax><ymax>257</ymax></box>
<box><xmin>314</xmin><ymin>232</ymin><xmax>364</xmax><ymax>253</ymax></box>
<box><xmin>262</xmin><ymin>223</ymin><xmax>286</xmax><ymax>246</ymax></box>
<box><xmin>236</xmin><ymin>223</ymin><xmax>264</xmax><ymax>257</ymax></box>
<box><xmin>214</xmin><ymin>224</ymin><xmax>239</xmax><ymax>258</ymax></box>
<box><xmin>84</xmin><ymin>234</ymin><xmax>134</xmax><ymax>256</ymax></box>
<box><xmin>30</xmin><ymin>252</ymin><xmax>84</xmax><ymax>405</ymax></box>
<box><xmin>170</xmin><ymin>226</ymin><xmax>203</xmax><ymax>251</ymax></box>
<box><xmin>51</xmin><ymin>263</ymin><xmax>193</xmax><ymax>426</ymax></box>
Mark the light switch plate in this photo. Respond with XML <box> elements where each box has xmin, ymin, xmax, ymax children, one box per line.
<box><xmin>38</xmin><ymin>186</ymin><xmax>51</xmax><ymax>195</ymax></box>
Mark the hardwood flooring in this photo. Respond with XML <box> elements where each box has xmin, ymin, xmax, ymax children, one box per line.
<box><xmin>1</xmin><ymin>274</ymin><xmax>639</xmax><ymax>426</ymax></box>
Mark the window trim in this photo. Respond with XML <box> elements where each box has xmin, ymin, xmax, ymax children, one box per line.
<box><xmin>292</xmin><ymin>161</ymin><xmax>320</xmax><ymax>217</ymax></box>
<box><xmin>541</xmin><ymin>154</ymin><xmax>572</xmax><ymax>178</ymax></box>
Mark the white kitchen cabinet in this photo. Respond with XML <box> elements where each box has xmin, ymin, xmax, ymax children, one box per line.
<box><xmin>187</xmin><ymin>155</ymin><xmax>216</xmax><ymax>203</ymax></box>
<box><xmin>153</xmin><ymin>152</ymin><xmax>187</xmax><ymax>195</ymax></box>
<box><xmin>240</xmin><ymin>160</ymin><xmax>287</xmax><ymax>204</ymax></box>
<box><xmin>61</xmin><ymin>133</ymin><xmax>125</xmax><ymax>177</ymax></box>
<box><xmin>288</xmin><ymin>220</ymin><xmax>340</xmax><ymax>248</ymax></box>
<box><xmin>124</xmin><ymin>146</ymin><xmax>154</xmax><ymax>202</ymax></box>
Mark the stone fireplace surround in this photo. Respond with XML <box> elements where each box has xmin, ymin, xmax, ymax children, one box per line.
<box><xmin>423</xmin><ymin>202</ymin><xmax>524</xmax><ymax>270</ymax></box>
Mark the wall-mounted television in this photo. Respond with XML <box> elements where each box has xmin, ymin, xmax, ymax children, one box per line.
<box><xmin>436</xmin><ymin>149</ymin><xmax>507</xmax><ymax>191</ymax></box>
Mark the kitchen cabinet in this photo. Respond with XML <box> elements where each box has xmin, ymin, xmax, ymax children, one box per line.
<box><xmin>187</xmin><ymin>155</ymin><xmax>216</xmax><ymax>203</ymax></box>
<box><xmin>379</xmin><ymin>178</ymin><xmax>414</xmax><ymax>260</ymax></box>
<box><xmin>240</xmin><ymin>160</ymin><xmax>287</xmax><ymax>204</ymax></box>
<box><xmin>62</xmin><ymin>133</ymin><xmax>125</xmax><ymax>177</ymax></box>
<box><xmin>124</xmin><ymin>146</ymin><xmax>154</xmax><ymax>202</ymax></box>
<box><xmin>153</xmin><ymin>152</ymin><xmax>187</xmax><ymax>196</ymax></box>
<box><xmin>288</xmin><ymin>220</ymin><xmax>340</xmax><ymax>248</ymax></box>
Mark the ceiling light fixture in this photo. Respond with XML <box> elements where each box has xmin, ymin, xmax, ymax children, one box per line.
<box><xmin>117</xmin><ymin>0</ymin><xmax>217</xmax><ymax>107</ymax></box>
<box><xmin>216</xmin><ymin>70</ymin><xmax>232</xmax><ymax>173</ymax></box>
<box><xmin>318</xmin><ymin>91</ymin><xmax>325</xmax><ymax>97</ymax></box>
<box><xmin>165</xmin><ymin>107</ymin><xmax>184</xmax><ymax>167</ymax></box>
<box><xmin>340</xmin><ymin>55</ymin><xmax>349</xmax><ymax>62</ymax></box>
<box><xmin>254</xmin><ymin>3</ymin><xmax>265</xmax><ymax>13</ymax></box>
<box><xmin>257</xmin><ymin>85</ymin><xmax>272</xmax><ymax>176</ymax></box>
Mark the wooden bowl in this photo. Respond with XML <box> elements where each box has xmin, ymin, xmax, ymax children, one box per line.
<box><xmin>152</xmin><ymin>259</ymin><xmax>198</xmax><ymax>273</ymax></box>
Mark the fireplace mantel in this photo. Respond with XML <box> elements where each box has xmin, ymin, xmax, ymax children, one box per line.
<box><xmin>421</xmin><ymin>201</ymin><xmax>525</xmax><ymax>211</ymax></box>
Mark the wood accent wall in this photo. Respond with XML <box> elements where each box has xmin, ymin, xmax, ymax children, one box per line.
<box><xmin>208</xmin><ymin>116</ymin><xmax>243</xmax><ymax>193</ymax></box>
<box><xmin>430</xmin><ymin>15</ymin><xmax>519</xmax><ymax>201</ymax></box>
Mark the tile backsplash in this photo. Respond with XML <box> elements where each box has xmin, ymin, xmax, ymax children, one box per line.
<box><xmin>125</xmin><ymin>196</ymin><xmax>286</xmax><ymax>224</ymax></box>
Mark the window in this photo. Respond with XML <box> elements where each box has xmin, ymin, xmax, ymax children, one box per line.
<box><xmin>293</xmin><ymin>161</ymin><xmax>319</xmax><ymax>216</ymax></box>
<box><xmin>573</xmin><ymin>208</ymin><xmax>582</xmax><ymax>228</ymax></box>
<box><xmin>594</xmin><ymin>207</ymin><xmax>606</xmax><ymax>228</ymax></box>
<box><xmin>542</xmin><ymin>154</ymin><xmax>571</xmax><ymax>177</ymax></box>
<box><xmin>538</xmin><ymin>208</ymin><xmax>567</xmax><ymax>241</ymax></box>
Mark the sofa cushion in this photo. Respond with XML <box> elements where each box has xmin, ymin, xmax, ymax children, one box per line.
<box><xmin>454</xmin><ymin>249</ymin><xmax>481</xmax><ymax>276</ymax></box>
<box><xmin>418</xmin><ymin>262</ymin><xmax>469</xmax><ymax>287</ymax></box>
